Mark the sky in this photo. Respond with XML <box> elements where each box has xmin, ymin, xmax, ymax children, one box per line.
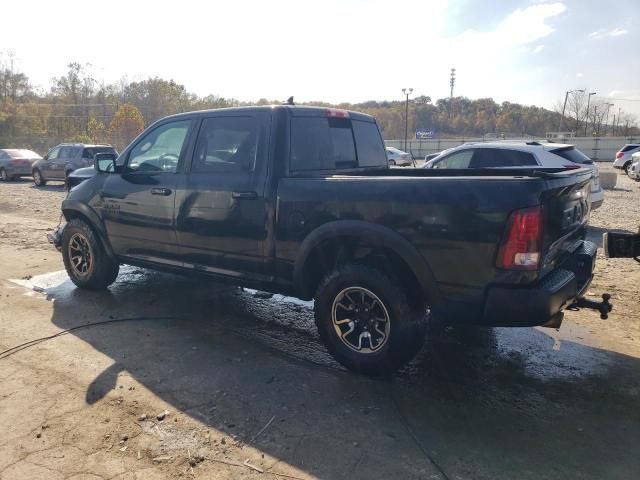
<box><xmin>1</xmin><ymin>0</ymin><xmax>639</xmax><ymax>116</ymax></box>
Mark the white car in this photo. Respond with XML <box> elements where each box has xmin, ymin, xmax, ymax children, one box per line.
<box><xmin>385</xmin><ymin>147</ymin><xmax>412</xmax><ymax>166</ymax></box>
<box><xmin>628</xmin><ymin>152</ymin><xmax>640</xmax><ymax>181</ymax></box>
<box><xmin>613</xmin><ymin>144</ymin><xmax>640</xmax><ymax>174</ymax></box>
<box><xmin>423</xmin><ymin>141</ymin><xmax>604</xmax><ymax>209</ymax></box>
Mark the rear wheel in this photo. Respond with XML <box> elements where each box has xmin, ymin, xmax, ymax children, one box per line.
<box><xmin>314</xmin><ymin>264</ymin><xmax>427</xmax><ymax>375</ymax></box>
<box><xmin>33</xmin><ymin>169</ymin><xmax>46</xmax><ymax>186</ymax></box>
<box><xmin>389</xmin><ymin>160</ymin><xmax>396</xmax><ymax>166</ymax></box>
<box><xmin>62</xmin><ymin>218</ymin><xmax>119</xmax><ymax>290</ymax></box>
<box><xmin>0</xmin><ymin>168</ymin><xmax>11</xmax><ymax>181</ymax></box>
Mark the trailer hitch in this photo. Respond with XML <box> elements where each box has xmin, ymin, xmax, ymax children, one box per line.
<box><xmin>569</xmin><ymin>294</ymin><xmax>613</xmax><ymax>320</ymax></box>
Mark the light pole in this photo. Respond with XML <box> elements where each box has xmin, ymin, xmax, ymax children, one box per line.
<box><xmin>402</xmin><ymin>88</ymin><xmax>413</xmax><ymax>152</ymax></box>
<box><xmin>584</xmin><ymin>92</ymin><xmax>596</xmax><ymax>136</ymax></box>
<box><xmin>604</xmin><ymin>103</ymin><xmax>614</xmax><ymax>136</ymax></box>
<box><xmin>558</xmin><ymin>89</ymin><xmax>585</xmax><ymax>132</ymax></box>
<box><xmin>615</xmin><ymin>107</ymin><xmax>622</xmax><ymax>136</ymax></box>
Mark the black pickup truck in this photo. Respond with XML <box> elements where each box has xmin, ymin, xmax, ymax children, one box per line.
<box><xmin>51</xmin><ymin>105</ymin><xmax>609</xmax><ymax>374</ymax></box>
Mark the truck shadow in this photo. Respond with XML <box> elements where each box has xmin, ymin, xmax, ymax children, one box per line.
<box><xmin>46</xmin><ymin>268</ymin><xmax>640</xmax><ymax>479</ymax></box>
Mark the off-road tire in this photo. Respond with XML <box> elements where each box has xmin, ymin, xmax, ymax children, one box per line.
<box><xmin>314</xmin><ymin>264</ymin><xmax>427</xmax><ymax>375</ymax></box>
<box><xmin>62</xmin><ymin>218</ymin><xmax>119</xmax><ymax>290</ymax></box>
<box><xmin>33</xmin><ymin>169</ymin><xmax>46</xmax><ymax>186</ymax></box>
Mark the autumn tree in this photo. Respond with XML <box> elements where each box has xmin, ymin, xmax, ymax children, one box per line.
<box><xmin>108</xmin><ymin>104</ymin><xmax>144</xmax><ymax>150</ymax></box>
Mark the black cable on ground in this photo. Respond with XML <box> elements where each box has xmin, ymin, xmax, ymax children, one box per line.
<box><xmin>0</xmin><ymin>316</ymin><xmax>177</xmax><ymax>360</ymax></box>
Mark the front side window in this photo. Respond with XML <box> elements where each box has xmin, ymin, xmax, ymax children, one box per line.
<box><xmin>433</xmin><ymin>149</ymin><xmax>474</xmax><ymax>168</ymax></box>
<box><xmin>127</xmin><ymin>120</ymin><xmax>191</xmax><ymax>173</ymax></box>
<box><xmin>48</xmin><ymin>147</ymin><xmax>60</xmax><ymax>160</ymax></box>
<box><xmin>192</xmin><ymin>117</ymin><xmax>258</xmax><ymax>173</ymax></box>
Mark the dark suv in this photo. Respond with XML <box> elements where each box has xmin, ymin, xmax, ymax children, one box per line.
<box><xmin>32</xmin><ymin>143</ymin><xmax>117</xmax><ymax>186</ymax></box>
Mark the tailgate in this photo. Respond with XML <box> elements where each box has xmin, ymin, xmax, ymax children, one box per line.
<box><xmin>540</xmin><ymin>168</ymin><xmax>593</xmax><ymax>271</ymax></box>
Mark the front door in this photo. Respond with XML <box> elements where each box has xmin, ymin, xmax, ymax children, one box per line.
<box><xmin>43</xmin><ymin>146</ymin><xmax>61</xmax><ymax>178</ymax></box>
<box><xmin>100</xmin><ymin>118</ymin><xmax>193</xmax><ymax>265</ymax></box>
<box><xmin>175</xmin><ymin>112</ymin><xmax>270</xmax><ymax>278</ymax></box>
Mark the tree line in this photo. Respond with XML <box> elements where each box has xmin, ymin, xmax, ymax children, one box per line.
<box><xmin>1</xmin><ymin>59</ymin><xmax>638</xmax><ymax>154</ymax></box>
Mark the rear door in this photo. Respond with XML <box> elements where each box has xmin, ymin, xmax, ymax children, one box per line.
<box><xmin>100</xmin><ymin>118</ymin><xmax>194</xmax><ymax>264</ymax></box>
<box><xmin>174</xmin><ymin>111</ymin><xmax>271</xmax><ymax>278</ymax></box>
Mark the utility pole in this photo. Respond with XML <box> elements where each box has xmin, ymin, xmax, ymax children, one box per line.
<box><xmin>593</xmin><ymin>105</ymin><xmax>598</xmax><ymax>135</ymax></box>
<box><xmin>402</xmin><ymin>88</ymin><xmax>413</xmax><ymax>152</ymax></box>
<box><xmin>449</xmin><ymin>68</ymin><xmax>456</xmax><ymax>119</ymax></box>
<box><xmin>558</xmin><ymin>89</ymin><xmax>584</xmax><ymax>132</ymax></box>
<box><xmin>615</xmin><ymin>107</ymin><xmax>621</xmax><ymax>136</ymax></box>
<box><xmin>604</xmin><ymin>103</ymin><xmax>614</xmax><ymax>136</ymax></box>
<box><xmin>584</xmin><ymin>92</ymin><xmax>596</xmax><ymax>136</ymax></box>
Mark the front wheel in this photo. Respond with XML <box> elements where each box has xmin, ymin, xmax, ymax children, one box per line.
<box><xmin>0</xmin><ymin>168</ymin><xmax>11</xmax><ymax>181</ymax></box>
<box><xmin>625</xmin><ymin>162</ymin><xmax>632</xmax><ymax>175</ymax></box>
<box><xmin>33</xmin><ymin>169</ymin><xmax>46</xmax><ymax>186</ymax></box>
<box><xmin>62</xmin><ymin>218</ymin><xmax>120</xmax><ymax>290</ymax></box>
<box><xmin>314</xmin><ymin>264</ymin><xmax>427</xmax><ymax>375</ymax></box>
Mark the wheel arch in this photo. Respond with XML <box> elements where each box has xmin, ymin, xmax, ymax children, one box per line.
<box><xmin>62</xmin><ymin>201</ymin><xmax>117</xmax><ymax>261</ymax></box>
<box><xmin>293</xmin><ymin>220</ymin><xmax>441</xmax><ymax>305</ymax></box>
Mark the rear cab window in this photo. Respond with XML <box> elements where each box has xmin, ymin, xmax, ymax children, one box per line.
<box><xmin>290</xmin><ymin>113</ymin><xmax>386</xmax><ymax>172</ymax></box>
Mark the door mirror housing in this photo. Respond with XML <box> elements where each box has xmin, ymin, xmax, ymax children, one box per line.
<box><xmin>94</xmin><ymin>153</ymin><xmax>117</xmax><ymax>173</ymax></box>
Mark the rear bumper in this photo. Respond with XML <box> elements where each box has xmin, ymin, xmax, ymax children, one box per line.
<box><xmin>481</xmin><ymin>240</ymin><xmax>597</xmax><ymax>326</ymax></box>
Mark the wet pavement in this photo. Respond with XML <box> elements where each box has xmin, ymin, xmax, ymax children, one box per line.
<box><xmin>5</xmin><ymin>265</ymin><xmax>640</xmax><ymax>479</ymax></box>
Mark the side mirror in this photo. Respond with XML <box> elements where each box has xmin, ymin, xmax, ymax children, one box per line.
<box><xmin>43</xmin><ymin>155</ymin><xmax>48</xmax><ymax>161</ymax></box>
<box><xmin>94</xmin><ymin>153</ymin><xmax>117</xmax><ymax>173</ymax></box>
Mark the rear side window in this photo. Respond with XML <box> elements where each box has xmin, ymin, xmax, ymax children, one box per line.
<box><xmin>353</xmin><ymin>120</ymin><xmax>387</xmax><ymax>167</ymax></box>
<box><xmin>621</xmin><ymin>145</ymin><xmax>640</xmax><ymax>153</ymax></box>
<box><xmin>192</xmin><ymin>116</ymin><xmax>258</xmax><ymax>173</ymax></box>
<box><xmin>469</xmin><ymin>148</ymin><xmax>537</xmax><ymax>168</ymax></box>
<box><xmin>551</xmin><ymin>146</ymin><xmax>592</xmax><ymax>164</ymax></box>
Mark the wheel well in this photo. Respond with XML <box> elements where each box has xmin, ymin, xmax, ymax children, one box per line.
<box><xmin>63</xmin><ymin>209</ymin><xmax>115</xmax><ymax>259</ymax></box>
<box><xmin>301</xmin><ymin>237</ymin><xmax>427</xmax><ymax>307</ymax></box>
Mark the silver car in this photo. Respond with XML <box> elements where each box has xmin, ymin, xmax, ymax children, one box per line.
<box><xmin>385</xmin><ymin>147</ymin><xmax>412</xmax><ymax>166</ymax></box>
<box><xmin>628</xmin><ymin>152</ymin><xmax>640</xmax><ymax>181</ymax></box>
<box><xmin>0</xmin><ymin>149</ymin><xmax>42</xmax><ymax>181</ymax></box>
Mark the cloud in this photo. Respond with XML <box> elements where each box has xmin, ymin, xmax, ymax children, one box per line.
<box><xmin>589</xmin><ymin>28</ymin><xmax>629</xmax><ymax>40</ymax></box>
<box><xmin>577</xmin><ymin>72</ymin><xmax>584</xmax><ymax>78</ymax></box>
<box><xmin>533</xmin><ymin>45</ymin><xmax>544</xmax><ymax>54</ymax></box>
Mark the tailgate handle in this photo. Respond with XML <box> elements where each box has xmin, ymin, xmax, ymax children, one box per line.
<box><xmin>151</xmin><ymin>188</ymin><xmax>172</xmax><ymax>196</ymax></box>
<box><xmin>232</xmin><ymin>191</ymin><xmax>257</xmax><ymax>200</ymax></box>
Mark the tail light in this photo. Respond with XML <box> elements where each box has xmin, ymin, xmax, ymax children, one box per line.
<box><xmin>497</xmin><ymin>206</ymin><xmax>543</xmax><ymax>270</ymax></box>
<box><xmin>616</xmin><ymin>152</ymin><xmax>624</xmax><ymax>159</ymax></box>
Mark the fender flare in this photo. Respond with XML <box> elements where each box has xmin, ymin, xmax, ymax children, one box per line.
<box><xmin>293</xmin><ymin>220</ymin><xmax>441</xmax><ymax>303</ymax></box>
<box><xmin>61</xmin><ymin>199</ymin><xmax>117</xmax><ymax>260</ymax></box>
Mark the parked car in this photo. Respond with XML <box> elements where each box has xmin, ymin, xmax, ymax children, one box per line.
<box><xmin>423</xmin><ymin>141</ymin><xmax>605</xmax><ymax>209</ymax></box>
<box><xmin>613</xmin><ymin>144</ymin><xmax>640</xmax><ymax>174</ymax></box>
<box><xmin>48</xmin><ymin>105</ymin><xmax>608</xmax><ymax>374</ymax></box>
<box><xmin>628</xmin><ymin>152</ymin><xmax>640</xmax><ymax>181</ymax></box>
<box><xmin>0</xmin><ymin>149</ymin><xmax>42</xmax><ymax>181</ymax></box>
<box><xmin>31</xmin><ymin>143</ymin><xmax>117</xmax><ymax>186</ymax></box>
<box><xmin>385</xmin><ymin>147</ymin><xmax>412</xmax><ymax>166</ymax></box>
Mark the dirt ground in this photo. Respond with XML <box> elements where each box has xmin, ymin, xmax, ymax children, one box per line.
<box><xmin>0</xmin><ymin>166</ymin><xmax>639</xmax><ymax>480</ymax></box>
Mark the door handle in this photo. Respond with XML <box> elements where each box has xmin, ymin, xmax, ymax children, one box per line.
<box><xmin>151</xmin><ymin>188</ymin><xmax>172</xmax><ymax>196</ymax></box>
<box><xmin>232</xmin><ymin>191</ymin><xmax>258</xmax><ymax>199</ymax></box>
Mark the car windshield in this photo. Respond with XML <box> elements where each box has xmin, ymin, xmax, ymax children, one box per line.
<box><xmin>551</xmin><ymin>146</ymin><xmax>592</xmax><ymax>164</ymax></box>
